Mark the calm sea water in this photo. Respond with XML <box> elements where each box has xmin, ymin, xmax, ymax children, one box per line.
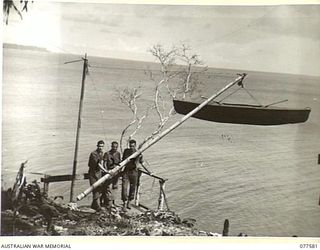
<box><xmin>2</xmin><ymin>48</ymin><xmax>320</xmax><ymax>237</ymax></box>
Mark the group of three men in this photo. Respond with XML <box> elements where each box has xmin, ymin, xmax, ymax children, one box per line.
<box><xmin>88</xmin><ymin>139</ymin><xmax>143</xmax><ymax>212</ymax></box>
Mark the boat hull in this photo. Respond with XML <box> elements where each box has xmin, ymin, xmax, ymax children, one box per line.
<box><xmin>173</xmin><ymin>100</ymin><xmax>311</xmax><ymax>125</ymax></box>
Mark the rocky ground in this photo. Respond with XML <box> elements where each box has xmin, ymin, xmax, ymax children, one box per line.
<box><xmin>1</xmin><ymin>163</ymin><xmax>226</xmax><ymax>236</ymax></box>
<box><xmin>1</xmin><ymin>180</ymin><xmax>222</xmax><ymax>236</ymax></box>
<box><xmin>1</xmin><ymin>202</ymin><xmax>222</xmax><ymax>236</ymax></box>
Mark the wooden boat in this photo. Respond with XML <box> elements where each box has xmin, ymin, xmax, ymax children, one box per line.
<box><xmin>173</xmin><ymin>100</ymin><xmax>311</xmax><ymax>125</ymax></box>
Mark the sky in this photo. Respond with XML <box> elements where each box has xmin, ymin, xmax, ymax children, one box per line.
<box><xmin>3</xmin><ymin>1</ymin><xmax>320</xmax><ymax>76</ymax></box>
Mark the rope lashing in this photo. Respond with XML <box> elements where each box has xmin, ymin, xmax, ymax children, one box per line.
<box><xmin>217</xmin><ymin>79</ymin><xmax>262</xmax><ymax>106</ymax></box>
<box><xmin>218</xmin><ymin>86</ymin><xmax>242</xmax><ymax>103</ymax></box>
<box><xmin>241</xmin><ymin>87</ymin><xmax>263</xmax><ymax>106</ymax></box>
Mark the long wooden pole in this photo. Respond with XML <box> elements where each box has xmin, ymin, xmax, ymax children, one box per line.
<box><xmin>70</xmin><ymin>53</ymin><xmax>88</xmax><ymax>202</ymax></box>
<box><xmin>76</xmin><ymin>73</ymin><xmax>247</xmax><ymax>202</ymax></box>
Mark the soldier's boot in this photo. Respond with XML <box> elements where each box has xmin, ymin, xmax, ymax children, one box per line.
<box><xmin>91</xmin><ymin>199</ymin><xmax>101</xmax><ymax>212</ymax></box>
<box><xmin>126</xmin><ymin>200</ymin><xmax>131</xmax><ymax>210</ymax></box>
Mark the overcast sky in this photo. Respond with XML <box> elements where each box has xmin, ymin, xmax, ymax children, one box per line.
<box><xmin>3</xmin><ymin>2</ymin><xmax>320</xmax><ymax>76</ymax></box>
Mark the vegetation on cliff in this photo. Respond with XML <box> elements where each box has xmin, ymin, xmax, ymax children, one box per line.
<box><xmin>1</xmin><ymin>166</ymin><xmax>221</xmax><ymax>236</ymax></box>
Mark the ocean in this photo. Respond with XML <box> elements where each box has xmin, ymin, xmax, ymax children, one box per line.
<box><xmin>2</xmin><ymin>48</ymin><xmax>320</xmax><ymax>237</ymax></box>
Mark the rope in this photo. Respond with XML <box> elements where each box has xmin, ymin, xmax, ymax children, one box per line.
<box><xmin>242</xmin><ymin>87</ymin><xmax>263</xmax><ymax>106</ymax></box>
<box><xmin>86</xmin><ymin>69</ymin><xmax>108</xmax><ymax>141</ymax></box>
<box><xmin>217</xmin><ymin>83</ymin><xmax>263</xmax><ymax>106</ymax></box>
<box><xmin>140</xmin><ymin>160</ymin><xmax>157</xmax><ymax>197</ymax></box>
<box><xmin>139</xmin><ymin>160</ymin><xmax>170</xmax><ymax>210</ymax></box>
<box><xmin>151</xmin><ymin>178</ymin><xmax>155</xmax><ymax>189</ymax></box>
<box><xmin>143</xmin><ymin>160</ymin><xmax>154</xmax><ymax>173</ymax></box>
<box><xmin>196</xmin><ymin>6</ymin><xmax>277</xmax><ymax>46</ymax></box>
<box><xmin>264</xmin><ymin>99</ymin><xmax>288</xmax><ymax>107</ymax></box>
<box><xmin>218</xmin><ymin>86</ymin><xmax>242</xmax><ymax>102</ymax></box>
<box><xmin>89</xmin><ymin>64</ymin><xmax>209</xmax><ymax>75</ymax></box>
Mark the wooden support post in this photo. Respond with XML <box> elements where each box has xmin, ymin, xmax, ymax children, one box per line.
<box><xmin>223</xmin><ymin>219</ymin><xmax>229</xmax><ymax>236</ymax></box>
<box><xmin>70</xmin><ymin>53</ymin><xmax>88</xmax><ymax>202</ymax></box>
<box><xmin>158</xmin><ymin>180</ymin><xmax>165</xmax><ymax>211</ymax></box>
<box><xmin>43</xmin><ymin>174</ymin><xmax>49</xmax><ymax>197</ymax></box>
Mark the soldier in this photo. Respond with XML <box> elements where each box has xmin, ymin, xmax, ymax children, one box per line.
<box><xmin>121</xmin><ymin>139</ymin><xmax>143</xmax><ymax>211</ymax></box>
<box><xmin>101</xmin><ymin>141</ymin><xmax>121</xmax><ymax>208</ymax></box>
<box><xmin>88</xmin><ymin>140</ymin><xmax>105</xmax><ymax>211</ymax></box>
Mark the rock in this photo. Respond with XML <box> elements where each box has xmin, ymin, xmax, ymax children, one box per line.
<box><xmin>162</xmin><ymin>230</ymin><xmax>174</xmax><ymax>236</ymax></box>
<box><xmin>78</xmin><ymin>207</ymin><xmax>96</xmax><ymax>213</ymax></box>
<box><xmin>19</xmin><ymin>205</ymin><xmax>39</xmax><ymax>216</ymax></box>
<box><xmin>1</xmin><ymin>182</ymin><xmax>212</xmax><ymax>237</ymax></box>
<box><xmin>66</xmin><ymin>210</ymin><xmax>80</xmax><ymax>221</ymax></box>
<box><xmin>20</xmin><ymin>215</ymin><xmax>29</xmax><ymax>220</ymax></box>
<box><xmin>150</xmin><ymin>228</ymin><xmax>163</xmax><ymax>236</ymax></box>
<box><xmin>67</xmin><ymin>203</ymin><xmax>79</xmax><ymax>211</ymax></box>
<box><xmin>140</xmin><ymin>227</ymin><xmax>150</xmax><ymax>236</ymax></box>
<box><xmin>182</xmin><ymin>218</ymin><xmax>196</xmax><ymax>227</ymax></box>
<box><xmin>39</xmin><ymin>203</ymin><xmax>60</xmax><ymax>219</ymax></box>
<box><xmin>238</xmin><ymin>233</ymin><xmax>248</xmax><ymax>237</ymax></box>
<box><xmin>198</xmin><ymin>230</ymin><xmax>208</xmax><ymax>236</ymax></box>
<box><xmin>208</xmin><ymin>232</ymin><xmax>222</xmax><ymax>237</ymax></box>
<box><xmin>53</xmin><ymin>225</ymin><xmax>67</xmax><ymax>234</ymax></box>
<box><xmin>3</xmin><ymin>210</ymin><xmax>14</xmax><ymax>216</ymax></box>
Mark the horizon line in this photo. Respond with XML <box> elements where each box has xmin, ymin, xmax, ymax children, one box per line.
<box><xmin>3</xmin><ymin>42</ymin><xmax>320</xmax><ymax>78</ymax></box>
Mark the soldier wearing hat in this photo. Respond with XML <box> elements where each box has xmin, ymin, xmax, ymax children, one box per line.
<box><xmin>88</xmin><ymin>140</ymin><xmax>105</xmax><ymax>211</ymax></box>
<box><xmin>101</xmin><ymin>141</ymin><xmax>121</xmax><ymax>208</ymax></box>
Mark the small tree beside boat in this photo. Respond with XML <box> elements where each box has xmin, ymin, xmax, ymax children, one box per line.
<box><xmin>117</xmin><ymin>44</ymin><xmax>207</xmax><ymax>151</ymax></box>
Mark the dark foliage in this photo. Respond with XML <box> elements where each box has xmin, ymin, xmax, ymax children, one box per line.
<box><xmin>3</xmin><ymin>0</ymin><xmax>33</xmax><ymax>24</ymax></box>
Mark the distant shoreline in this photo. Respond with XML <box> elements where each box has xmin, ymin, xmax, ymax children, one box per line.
<box><xmin>3</xmin><ymin>43</ymin><xmax>320</xmax><ymax>79</ymax></box>
<box><xmin>3</xmin><ymin>43</ymin><xmax>49</xmax><ymax>53</ymax></box>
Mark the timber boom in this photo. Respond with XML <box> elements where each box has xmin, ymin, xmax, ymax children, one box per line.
<box><xmin>76</xmin><ymin>73</ymin><xmax>247</xmax><ymax>202</ymax></box>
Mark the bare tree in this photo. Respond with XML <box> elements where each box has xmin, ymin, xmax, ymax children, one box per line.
<box><xmin>118</xmin><ymin>44</ymin><xmax>207</xmax><ymax>151</ymax></box>
<box><xmin>137</xmin><ymin>44</ymin><xmax>180</xmax><ymax>148</ymax></box>
<box><xmin>117</xmin><ymin>86</ymin><xmax>149</xmax><ymax>152</ymax></box>
<box><xmin>177</xmin><ymin>44</ymin><xmax>207</xmax><ymax>99</ymax></box>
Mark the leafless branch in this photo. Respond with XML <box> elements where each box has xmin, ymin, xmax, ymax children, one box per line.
<box><xmin>117</xmin><ymin>86</ymin><xmax>142</xmax><ymax>151</ymax></box>
<box><xmin>119</xmin><ymin>44</ymin><xmax>208</xmax><ymax>151</ymax></box>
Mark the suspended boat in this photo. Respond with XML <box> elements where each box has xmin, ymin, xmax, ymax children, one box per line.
<box><xmin>77</xmin><ymin>74</ymin><xmax>248</xmax><ymax>201</ymax></box>
<box><xmin>78</xmin><ymin>73</ymin><xmax>311</xmax><ymax>201</ymax></box>
<box><xmin>173</xmin><ymin>100</ymin><xmax>311</xmax><ymax>125</ymax></box>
